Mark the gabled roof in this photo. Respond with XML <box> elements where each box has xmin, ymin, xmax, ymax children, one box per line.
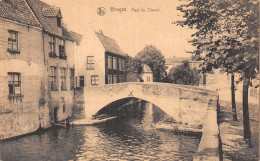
<box><xmin>26</xmin><ymin>0</ymin><xmax>73</xmax><ymax>40</ymax></box>
<box><xmin>95</xmin><ymin>31</ymin><xmax>125</xmax><ymax>56</ymax></box>
<box><xmin>0</xmin><ymin>0</ymin><xmax>41</xmax><ymax>27</ymax></box>
<box><xmin>70</xmin><ymin>31</ymin><xmax>83</xmax><ymax>46</ymax></box>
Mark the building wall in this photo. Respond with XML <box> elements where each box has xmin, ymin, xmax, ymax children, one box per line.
<box><xmin>141</xmin><ymin>72</ymin><xmax>153</xmax><ymax>82</ymax></box>
<box><xmin>75</xmin><ymin>31</ymin><xmax>106</xmax><ymax>87</ymax></box>
<box><xmin>105</xmin><ymin>52</ymin><xmax>126</xmax><ymax>84</ymax></box>
<box><xmin>0</xmin><ymin>19</ymin><xmax>50</xmax><ymax>139</ymax></box>
<box><xmin>44</xmin><ymin>33</ymin><xmax>74</xmax><ymax>123</ymax></box>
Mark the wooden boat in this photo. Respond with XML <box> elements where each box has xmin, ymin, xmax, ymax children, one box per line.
<box><xmin>71</xmin><ymin>116</ymin><xmax>116</xmax><ymax>125</ymax></box>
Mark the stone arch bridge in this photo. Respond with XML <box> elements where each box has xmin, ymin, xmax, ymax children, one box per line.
<box><xmin>85</xmin><ymin>82</ymin><xmax>218</xmax><ymax>127</ymax></box>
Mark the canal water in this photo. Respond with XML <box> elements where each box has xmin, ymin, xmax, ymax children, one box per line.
<box><xmin>0</xmin><ymin>100</ymin><xmax>201</xmax><ymax>161</ymax></box>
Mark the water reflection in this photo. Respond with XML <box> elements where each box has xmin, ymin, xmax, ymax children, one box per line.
<box><xmin>0</xmin><ymin>100</ymin><xmax>200</xmax><ymax>161</ymax></box>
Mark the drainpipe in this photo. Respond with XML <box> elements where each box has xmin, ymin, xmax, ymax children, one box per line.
<box><xmin>42</xmin><ymin>32</ymin><xmax>46</xmax><ymax>65</ymax></box>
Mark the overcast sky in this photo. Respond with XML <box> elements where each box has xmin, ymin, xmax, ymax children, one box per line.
<box><xmin>42</xmin><ymin>0</ymin><xmax>196</xmax><ymax>58</ymax></box>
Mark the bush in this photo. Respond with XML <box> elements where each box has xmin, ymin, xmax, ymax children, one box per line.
<box><xmin>167</xmin><ymin>60</ymin><xmax>200</xmax><ymax>86</ymax></box>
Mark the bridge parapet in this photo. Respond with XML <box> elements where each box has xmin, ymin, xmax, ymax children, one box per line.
<box><xmin>87</xmin><ymin>82</ymin><xmax>217</xmax><ymax>98</ymax></box>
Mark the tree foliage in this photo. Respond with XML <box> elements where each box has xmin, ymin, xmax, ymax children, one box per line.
<box><xmin>136</xmin><ymin>45</ymin><xmax>167</xmax><ymax>82</ymax></box>
<box><xmin>125</xmin><ymin>55</ymin><xmax>143</xmax><ymax>74</ymax></box>
<box><xmin>176</xmin><ymin>0</ymin><xmax>259</xmax><ymax>146</ymax></box>
<box><xmin>168</xmin><ymin>61</ymin><xmax>200</xmax><ymax>86</ymax></box>
<box><xmin>176</xmin><ymin>0</ymin><xmax>259</xmax><ymax>79</ymax></box>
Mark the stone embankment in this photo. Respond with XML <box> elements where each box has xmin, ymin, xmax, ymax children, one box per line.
<box><xmin>156</xmin><ymin>96</ymin><xmax>221</xmax><ymax>161</ymax></box>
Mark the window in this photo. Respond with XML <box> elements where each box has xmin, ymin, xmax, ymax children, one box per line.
<box><xmin>59</xmin><ymin>40</ymin><xmax>66</xmax><ymax>59</ymax></box>
<box><xmin>60</xmin><ymin>68</ymin><xmax>66</xmax><ymax>90</ymax></box>
<box><xmin>147</xmin><ymin>76</ymin><xmax>150</xmax><ymax>82</ymax></box>
<box><xmin>80</xmin><ymin>76</ymin><xmax>84</xmax><ymax>87</ymax></box>
<box><xmin>113</xmin><ymin>75</ymin><xmax>117</xmax><ymax>84</ymax></box>
<box><xmin>50</xmin><ymin>66</ymin><xmax>57</xmax><ymax>90</ymax></box>
<box><xmin>108</xmin><ymin>56</ymin><xmax>112</xmax><ymax>69</ymax></box>
<box><xmin>70</xmin><ymin>69</ymin><xmax>75</xmax><ymax>90</ymax></box>
<box><xmin>122</xmin><ymin>75</ymin><xmax>125</xmax><ymax>82</ymax></box>
<box><xmin>63</xmin><ymin>104</ymin><xmax>66</xmax><ymax>113</ymax></box>
<box><xmin>57</xmin><ymin>17</ymin><xmax>61</xmax><ymax>27</ymax></box>
<box><xmin>49</xmin><ymin>36</ymin><xmax>56</xmax><ymax>57</ymax></box>
<box><xmin>87</xmin><ymin>56</ymin><xmax>94</xmax><ymax>70</ymax></box>
<box><xmin>119</xmin><ymin>58</ymin><xmax>122</xmax><ymax>71</ymax></box>
<box><xmin>113</xmin><ymin>57</ymin><xmax>117</xmax><ymax>70</ymax></box>
<box><xmin>107</xmin><ymin>75</ymin><xmax>112</xmax><ymax>84</ymax></box>
<box><xmin>8</xmin><ymin>73</ymin><xmax>21</xmax><ymax>95</ymax></box>
<box><xmin>119</xmin><ymin>75</ymin><xmax>122</xmax><ymax>83</ymax></box>
<box><xmin>122</xmin><ymin>59</ymin><xmax>125</xmax><ymax>71</ymax></box>
<box><xmin>8</xmin><ymin>30</ymin><xmax>19</xmax><ymax>53</ymax></box>
<box><xmin>91</xmin><ymin>75</ymin><xmax>99</xmax><ymax>85</ymax></box>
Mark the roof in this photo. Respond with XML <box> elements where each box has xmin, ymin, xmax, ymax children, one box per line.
<box><xmin>0</xmin><ymin>0</ymin><xmax>41</xmax><ymax>27</ymax></box>
<box><xmin>166</xmin><ymin>57</ymin><xmax>190</xmax><ymax>64</ymax></box>
<box><xmin>70</xmin><ymin>31</ymin><xmax>83</xmax><ymax>46</ymax></box>
<box><xmin>42</xmin><ymin>6</ymin><xmax>60</xmax><ymax>17</ymax></box>
<box><xmin>142</xmin><ymin>64</ymin><xmax>152</xmax><ymax>73</ymax></box>
<box><xmin>95</xmin><ymin>31</ymin><xmax>125</xmax><ymax>56</ymax></box>
<box><xmin>26</xmin><ymin>0</ymin><xmax>73</xmax><ymax>40</ymax></box>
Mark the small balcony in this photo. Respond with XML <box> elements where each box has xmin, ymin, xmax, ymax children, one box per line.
<box><xmin>7</xmin><ymin>48</ymin><xmax>20</xmax><ymax>54</ymax></box>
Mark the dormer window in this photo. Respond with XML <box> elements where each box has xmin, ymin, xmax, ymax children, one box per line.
<box><xmin>57</xmin><ymin>17</ymin><xmax>61</xmax><ymax>27</ymax></box>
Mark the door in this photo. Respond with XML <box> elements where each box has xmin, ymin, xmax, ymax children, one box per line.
<box><xmin>54</xmin><ymin>107</ymin><xmax>58</xmax><ymax>123</ymax></box>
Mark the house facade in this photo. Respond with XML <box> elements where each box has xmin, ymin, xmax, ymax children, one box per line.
<box><xmin>75</xmin><ymin>30</ymin><xmax>127</xmax><ymax>87</ymax></box>
<box><xmin>0</xmin><ymin>0</ymin><xmax>47</xmax><ymax>139</ymax></box>
<box><xmin>26</xmin><ymin>0</ymin><xmax>75</xmax><ymax>124</ymax></box>
<box><xmin>140</xmin><ymin>64</ymin><xmax>153</xmax><ymax>82</ymax></box>
<box><xmin>0</xmin><ymin>0</ymin><xmax>75</xmax><ymax>140</ymax></box>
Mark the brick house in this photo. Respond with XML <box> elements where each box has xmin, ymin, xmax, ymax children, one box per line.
<box><xmin>0</xmin><ymin>0</ymin><xmax>75</xmax><ymax>140</ymax></box>
<box><xmin>0</xmin><ymin>0</ymin><xmax>46</xmax><ymax>139</ymax></box>
<box><xmin>26</xmin><ymin>0</ymin><xmax>75</xmax><ymax>124</ymax></box>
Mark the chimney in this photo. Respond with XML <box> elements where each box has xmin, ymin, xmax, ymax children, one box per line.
<box><xmin>99</xmin><ymin>30</ymin><xmax>103</xmax><ymax>34</ymax></box>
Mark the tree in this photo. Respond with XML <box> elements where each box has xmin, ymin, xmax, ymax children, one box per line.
<box><xmin>136</xmin><ymin>45</ymin><xmax>167</xmax><ymax>82</ymax></box>
<box><xmin>125</xmin><ymin>55</ymin><xmax>143</xmax><ymax>82</ymax></box>
<box><xmin>231</xmin><ymin>73</ymin><xmax>238</xmax><ymax>121</ymax></box>
<box><xmin>125</xmin><ymin>55</ymin><xmax>142</xmax><ymax>73</ymax></box>
<box><xmin>168</xmin><ymin>60</ymin><xmax>200</xmax><ymax>85</ymax></box>
<box><xmin>176</xmin><ymin>0</ymin><xmax>259</xmax><ymax>146</ymax></box>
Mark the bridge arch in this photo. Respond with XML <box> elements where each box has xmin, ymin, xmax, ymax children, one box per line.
<box><xmin>84</xmin><ymin>82</ymin><xmax>218</xmax><ymax>127</ymax></box>
<box><xmin>94</xmin><ymin>96</ymin><xmax>176</xmax><ymax>119</ymax></box>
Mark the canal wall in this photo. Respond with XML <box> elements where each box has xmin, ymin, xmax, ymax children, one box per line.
<box><xmin>193</xmin><ymin>96</ymin><xmax>221</xmax><ymax>161</ymax></box>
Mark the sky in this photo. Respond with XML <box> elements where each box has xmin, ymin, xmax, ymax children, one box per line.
<box><xmin>42</xmin><ymin>0</ymin><xmax>196</xmax><ymax>58</ymax></box>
